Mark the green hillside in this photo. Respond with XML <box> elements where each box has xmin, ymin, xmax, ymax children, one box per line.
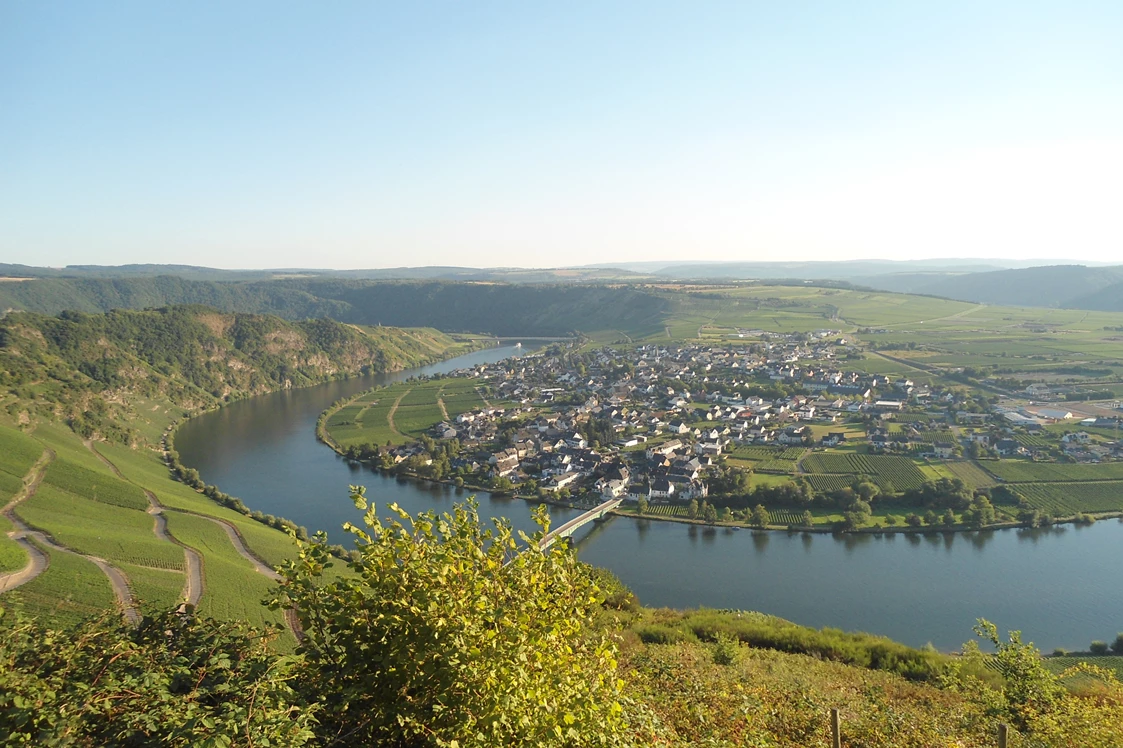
<box><xmin>0</xmin><ymin>305</ymin><xmax>475</xmax><ymax>444</ymax></box>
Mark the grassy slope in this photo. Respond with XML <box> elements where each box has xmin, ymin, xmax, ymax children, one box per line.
<box><xmin>6</xmin><ymin>538</ymin><xmax>116</xmax><ymax>629</ymax></box>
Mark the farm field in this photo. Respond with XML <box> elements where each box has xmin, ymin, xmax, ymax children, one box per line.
<box><xmin>119</xmin><ymin>562</ymin><xmax>185</xmax><ymax>612</ymax></box>
<box><xmin>0</xmin><ymin>420</ymin><xmax>313</xmax><ymax>634</ymax></box>
<box><xmin>984</xmin><ymin>461</ymin><xmax>1123</xmax><ymax>484</ymax></box>
<box><xmin>0</xmin><ymin>425</ymin><xmax>43</xmax><ymax>573</ymax></box>
<box><xmin>329</xmin><ymin>376</ymin><xmax>488</xmax><ymax>449</ymax></box>
<box><xmin>0</xmin><ymin>423</ymin><xmax>45</xmax><ymax>478</ymax></box>
<box><xmin>799</xmin><ymin>453</ymin><xmax>927</xmax><ymax>491</ymax></box>
<box><xmin>1013</xmin><ymin>482</ymin><xmax>1123</xmax><ymax>514</ymax></box>
<box><xmin>944</xmin><ymin>461</ymin><xmax>1000</xmax><ymax>491</ymax></box>
<box><xmin>43</xmin><ymin>457</ymin><xmax>150</xmax><ymax>510</ymax></box>
<box><xmin>1045</xmin><ymin>656</ymin><xmax>1123</xmax><ymax>681</ymax></box>
<box><xmin>727</xmin><ymin>446</ymin><xmax>805</xmax><ymax>474</ymax></box>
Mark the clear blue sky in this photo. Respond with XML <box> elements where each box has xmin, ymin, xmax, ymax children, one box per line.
<box><xmin>2</xmin><ymin>1</ymin><xmax>1121</xmax><ymax>269</ymax></box>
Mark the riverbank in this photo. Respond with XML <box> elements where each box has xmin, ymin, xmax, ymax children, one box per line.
<box><xmin>162</xmin><ymin>339</ymin><xmax>497</xmax><ymax>545</ymax></box>
<box><xmin>611</xmin><ymin>505</ymin><xmax>1123</xmax><ymax>535</ymax></box>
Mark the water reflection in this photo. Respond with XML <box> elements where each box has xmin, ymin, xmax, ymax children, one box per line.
<box><xmin>751</xmin><ymin>531</ymin><xmax>769</xmax><ymax>553</ymax></box>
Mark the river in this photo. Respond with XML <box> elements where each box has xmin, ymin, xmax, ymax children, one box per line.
<box><xmin>175</xmin><ymin>345</ymin><xmax>1123</xmax><ymax>651</ymax></box>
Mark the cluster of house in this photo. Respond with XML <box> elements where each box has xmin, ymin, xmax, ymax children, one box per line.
<box><xmin>381</xmin><ymin>342</ymin><xmax>1123</xmax><ymax>502</ymax></box>
<box><xmin>395</xmin><ymin>341</ymin><xmax>946</xmax><ymax>499</ymax></box>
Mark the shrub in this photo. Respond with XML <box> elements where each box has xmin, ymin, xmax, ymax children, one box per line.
<box><xmin>711</xmin><ymin>632</ymin><xmax>742</xmax><ymax>666</ymax></box>
<box><xmin>274</xmin><ymin>492</ymin><xmax>631</xmax><ymax>747</ymax></box>
<box><xmin>1091</xmin><ymin>641</ymin><xmax>1109</xmax><ymax>655</ymax></box>
<box><xmin>635</xmin><ymin>624</ymin><xmax>696</xmax><ymax>645</ymax></box>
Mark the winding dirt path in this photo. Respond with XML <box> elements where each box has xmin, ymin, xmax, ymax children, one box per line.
<box><xmin>1</xmin><ymin>448</ymin><xmax>139</xmax><ymax>622</ymax></box>
<box><xmin>386</xmin><ymin>388</ymin><xmax>410</xmax><ymax>438</ymax></box>
<box><xmin>193</xmin><ymin>515</ymin><xmax>302</xmax><ymax>638</ymax></box>
<box><xmin>86</xmin><ymin>442</ymin><xmax>204</xmax><ymax>608</ymax></box>
<box><xmin>0</xmin><ymin>450</ymin><xmax>55</xmax><ymax>592</ymax></box>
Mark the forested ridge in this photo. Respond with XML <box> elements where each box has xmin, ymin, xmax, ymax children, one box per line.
<box><xmin>0</xmin><ymin>277</ymin><xmax>671</xmax><ymax>336</ymax></box>
<box><xmin>0</xmin><ymin>305</ymin><xmax>465</xmax><ymax>443</ymax></box>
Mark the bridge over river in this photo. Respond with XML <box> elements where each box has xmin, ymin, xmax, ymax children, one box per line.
<box><xmin>539</xmin><ymin>498</ymin><xmax>623</xmax><ymax>550</ymax></box>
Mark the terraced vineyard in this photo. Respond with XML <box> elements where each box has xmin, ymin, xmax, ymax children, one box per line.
<box><xmin>985</xmin><ymin>461</ymin><xmax>1123</xmax><ymax>484</ymax></box>
<box><xmin>5</xmin><ymin>538</ymin><xmax>116</xmax><ymax>629</ymax></box>
<box><xmin>1045</xmin><ymin>656</ymin><xmax>1123</xmax><ymax>681</ymax></box>
<box><xmin>18</xmin><ymin>484</ymin><xmax>185</xmax><ymax>570</ymax></box>
<box><xmin>162</xmin><ymin>511</ymin><xmax>290</xmax><ymax>635</ymax></box>
<box><xmin>1014</xmin><ymin>481</ymin><xmax>1123</xmax><ymax>514</ymax></box>
<box><xmin>43</xmin><ymin>458</ymin><xmax>150</xmax><ymax>510</ymax></box>
<box><xmin>800</xmin><ymin>453</ymin><xmax>927</xmax><ymax>491</ymax></box>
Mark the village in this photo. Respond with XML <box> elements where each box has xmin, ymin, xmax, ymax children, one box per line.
<box><xmin>354</xmin><ymin>335</ymin><xmax>1123</xmax><ymax>522</ymax></box>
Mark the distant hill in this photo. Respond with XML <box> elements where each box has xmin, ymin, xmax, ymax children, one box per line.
<box><xmin>0</xmin><ymin>263</ymin><xmax>645</xmax><ymax>284</ymax></box>
<box><xmin>860</xmin><ymin>265</ymin><xmax>1123</xmax><ymax>309</ymax></box>
<box><xmin>1068</xmin><ymin>281</ymin><xmax>1123</xmax><ymax>312</ymax></box>
<box><xmin>644</xmin><ymin>259</ymin><xmax>1011</xmax><ymax>280</ymax></box>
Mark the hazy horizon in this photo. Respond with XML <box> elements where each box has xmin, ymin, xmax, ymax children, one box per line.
<box><xmin>3</xmin><ymin>2</ymin><xmax>1121</xmax><ymax>269</ymax></box>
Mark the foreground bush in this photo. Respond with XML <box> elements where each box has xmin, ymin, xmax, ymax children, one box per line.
<box><xmin>273</xmin><ymin>490</ymin><xmax>633</xmax><ymax>747</ymax></box>
<box><xmin>0</xmin><ymin>608</ymin><xmax>314</xmax><ymax>746</ymax></box>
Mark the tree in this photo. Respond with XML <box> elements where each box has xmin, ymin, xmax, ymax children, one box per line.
<box><xmin>719</xmin><ymin>506</ymin><xmax>733</xmax><ymax>523</ymax></box>
<box><xmin>1091</xmin><ymin>640</ymin><xmax>1110</xmax><ymax>655</ymax></box>
<box><xmin>961</xmin><ymin>619</ymin><xmax>1066</xmax><ymax>731</ymax></box>
<box><xmin>275</xmin><ymin>491</ymin><xmax>631</xmax><ymax>747</ymax></box>
<box><xmin>800</xmin><ymin>509</ymin><xmax>813</xmax><ymax>527</ymax></box>
<box><xmin>702</xmin><ymin>502</ymin><xmax>718</xmax><ymax>524</ymax></box>
<box><xmin>967</xmin><ymin>494</ymin><xmax>995</xmax><ymax>529</ymax></box>
<box><xmin>687</xmin><ymin>499</ymin><xmax>699</xmax><ymax>519</ymax></box>
<box><xmin>637</xmin><ymin>496</ymin><xmax>649</xmax><ymax>514</ymax></box>
<box><xmin>750</xmin><ymin>504</ymin><xmax>770</xmax><ymax>529</ymax></box>
<box><xmin>924</xmin><ymin>510</ymin><xmax>939</xmax><ymax>526</ymax></box>
<box><xmin>905</xmin><ymin>513</ymin><xmax>923</xmax><ymax>527</ymax></box>
<box><xmin>942</xmin><ymin>508</ymin><xmax>957</xmax><ymax>526</ymax></box>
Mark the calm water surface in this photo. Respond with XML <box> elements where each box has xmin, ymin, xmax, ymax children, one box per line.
<box><xmin>176</xmin><ymin>345</ymin><xmax>1123</xmax><ymax>651</ymax></box>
